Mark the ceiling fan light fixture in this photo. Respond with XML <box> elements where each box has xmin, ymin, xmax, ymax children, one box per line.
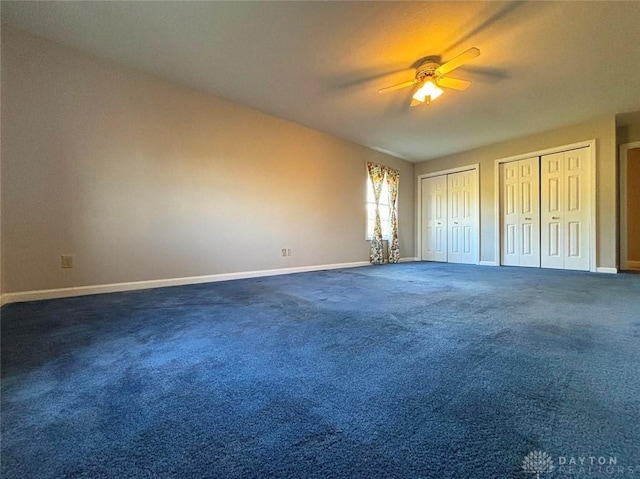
<box><xmin>378</xmin><ymin>47</ymin><xmax>479</xmax><ymax>106</ymax></box>
<box><xmin>412</xmin><ymin>79</ymin><xmax>443</xmax><ymax>105</ymax></box>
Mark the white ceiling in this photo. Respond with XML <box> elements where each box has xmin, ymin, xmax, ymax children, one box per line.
<box><xmin>2</xmin><ymin>1</ymin><xmax>640</xmax><ymax>162</ymax></box>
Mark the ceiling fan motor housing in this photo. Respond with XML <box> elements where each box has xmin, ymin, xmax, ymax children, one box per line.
<box><xmin>416</xmin><ymin>60</ymin><xmax>440</xmax><ymax>81</ymax></box>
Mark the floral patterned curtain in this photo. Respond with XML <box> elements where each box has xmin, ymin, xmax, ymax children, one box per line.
<box><xmin>386</xmin><ymin>167</ymin><xmax>400</xmax><ymax>263</ymax></box>
<box><xmin>367</xmin><ymin>162</ymin><xmax>386</xmax><ymax>264</ymax></box>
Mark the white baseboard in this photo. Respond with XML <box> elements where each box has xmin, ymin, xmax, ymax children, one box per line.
<box><xmin>399</xmin><ymin>257</ymin><xmax>419</xmax><ymax>263</ymax></box>
<box><xmin>596</xmin><ymin>267</ymin><xmax>618</xmax><ymax>274</ymax></box>
<box><xmin>0</xmin><ymin>261</ymin><xmax>372</xmax><ymax>306</ymax></box>
<box><xmin>476</xmin><ymin>264</ymin><xmax>618</xmax><ymax>273</ymax></box>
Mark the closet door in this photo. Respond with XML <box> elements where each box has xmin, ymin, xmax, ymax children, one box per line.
<box><xmin>541</xmin><ymin>148</ymin><xmax>590</xmax><ymax>271</ymax></box>
<box><xmin>500</xmin><ymin>158</ymin><xmax>540</xmax><ymax>267</ymax></box>
<box><xmin>447</xmin><ymin>170</ymin><xmax>477</xmax><ymax>264</ymax></box>
<box><xmin>541</xmin><ymin>152</ymin><xmax>565</xmax><ymax>269</ymax></box>
<box><xmin>421</xmin><ymin>176</ymin><xmax>448</xmax><ymax>262</ymax></box>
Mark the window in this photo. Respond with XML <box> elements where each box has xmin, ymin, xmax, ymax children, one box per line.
<box><xmin>366</xmin><ymin>174</ymin><xmax>394</xmax><ymax>240</ymax></box>
<box><xmin>366</xmin><ymin>161</ymin><xmax>400</xmax><ymax>264</ymax></box>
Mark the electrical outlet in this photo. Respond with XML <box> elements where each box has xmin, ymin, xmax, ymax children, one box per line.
<box><xmin>61</xmin><ymin>254</ymin><xmax>73</xmax><ymax>269</ymax></box>
<box><xmin>281</xmin><ymin>248</ymin><xmax>287</xmax><ymax>257</ymax></box>
<box><xmin>287</xmin><ymin>249</ymin><xmax>291</xmax><ymax>256</ymax></box>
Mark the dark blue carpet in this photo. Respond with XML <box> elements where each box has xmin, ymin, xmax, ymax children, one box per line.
<box><xmin>2</xmin><ymin>263</ymin><xmax>639</xmax><ymax>478</ymax></box>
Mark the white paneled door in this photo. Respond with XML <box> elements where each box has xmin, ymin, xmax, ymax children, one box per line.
<box><xmin>500</xmin><ymin>157</ymin><xmax>540</xmax><ymax>267</ymax></box>
<box><xmin>541</xmin><ymin>148</ymin><xmax>591</xmax><ymax>271</ymax></box>
<box><xmin>447</xmin><ymin>170</ymin><xmax>478</xmax><ymax>264</ymax></box>
<box><xmin>500</xmin><ymin>146</ymin><xmax>591</xmax><ymax>271</ymax></box>
<box><xmin>421</xmin><ymin>169</ymin><xmax>478</xmax><ymax>264</ymax></box>
<box><xmin>421</xmin><ymin>176</ymin><xmax>448</xmax><ymax>262</ymax></box>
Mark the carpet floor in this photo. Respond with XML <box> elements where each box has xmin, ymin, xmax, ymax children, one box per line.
<box><xmin>1</xmin><ymin>263</ymin><xmax>639</xmax><ymax>478</ymax></box>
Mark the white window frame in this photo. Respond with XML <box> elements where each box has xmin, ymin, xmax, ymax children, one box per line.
<box><xmin>366</xmin><ymin>171</ymin><xmax>396</xmax><ymax>241</ymax></box>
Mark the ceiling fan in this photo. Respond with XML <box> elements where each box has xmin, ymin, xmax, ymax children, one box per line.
<box><xmin>378</xmin><ymin>47</ymin><xmax>480</xmax><ymax>106</ymax></box>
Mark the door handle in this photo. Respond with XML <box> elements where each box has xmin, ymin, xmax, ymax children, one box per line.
<box><xmin>453</xmin><ymin>222</ymin><xmax>459</xmax><ymax>225</ymax></box>
<box><xmin>552</xmin><ymin>216</ymin><xmax>560</xmax><ymax>220</ymax></box>
<box><xmin>524</xmin><ymin>217</ymin><xmax>532</xmax><ymax>221</ymax></box>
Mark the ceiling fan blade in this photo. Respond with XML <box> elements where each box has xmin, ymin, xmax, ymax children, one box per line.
<box><xmin>435</xmin><ymin>47</ymin><xmax>480</xmax><ymax>76</ymax></box>
<box><xmin>436</xmin><ymin>77</ymin><xmax>472</xmax><ymax>91</ymax></box>
<box><xmin>378</xmin><ymin>79</ymin><xmax>418</xmax><ymax>94</ymax></box>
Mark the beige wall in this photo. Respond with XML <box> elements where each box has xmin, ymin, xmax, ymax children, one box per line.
<box><xmin>414</xmin><ymin>116</ymin><xmax>617</xmax><ymax>268</ymax></box>
<box><xmin>626</xmin><ymin>148</ymin><xmax>640</xmax><ymax>264</ymax></box>
<box><xmin>0</xmin><ymin>27</ymin><xmax>414</xmax><ymax>294</ymax></box>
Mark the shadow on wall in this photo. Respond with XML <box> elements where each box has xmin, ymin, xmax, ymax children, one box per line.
<box><xmin>616</xmin><ymin>110</ymin><xmax>640</xmax><ymax>145</ymax></box>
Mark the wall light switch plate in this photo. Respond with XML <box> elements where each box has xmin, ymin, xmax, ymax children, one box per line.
<box><xmin>61</xmin><ymin>254</ymin><xmax>73</xmax><ymax>268</ymax></box>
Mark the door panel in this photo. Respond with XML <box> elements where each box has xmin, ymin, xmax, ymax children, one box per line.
<box><xmin>541</xmin><ymin>152</ymin><xmax>565</xmax><ymax>269</ymax></box>
<box><xmin>563</xmin><ymin>148</ymin><xmax>590</xmax><ymax>271</ymax></box>
<box><xmin>541</xmin><ymin>148</ymin><xmax>590</xmax><ymax>271</ymax></box>
<box><xmin>421</xmin><ymin>176</ymin><xmax>448</xmax><ymax>262</ymax></box>
<box><xmin>463</xmin><ymin>226</ymin><xmax>472</xmax><ymax>254</ymax></box>
<box><xmin>451</xmin><ymin>226</ymin><xmax>460</xmax><ymax>253</ymax></box>
<box><xmin>448</xmin><ymin>170</ymin><xmax>477</xmax><ymax>264</ymax></box>
<box><xmin>500</xmin><ymin>157</ymin><xmax>540</xmax><ymax>267</ymax></box>
<box><xmin>522</xmin><ymin>223</ymin><xmax>533</xmax><ymax>255</ymax></box>
<box><xmin>547</xmin><ymin>222</ymin><xmax>561</xmax><ymax>256</ymax></box>
<box><xmin>518</xmin><ymin>157</ymin><xmax>541</xmax><ymax>267</ymax></box>
<box><xmin>501</xmin><ymin>162</ymin><xmax>519</xmax><ymax>266</ymax></box>
<box><xmin>568</xmin><ymin>221</ymin><xmax>580</xmax><ymax>257</ymax></box>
